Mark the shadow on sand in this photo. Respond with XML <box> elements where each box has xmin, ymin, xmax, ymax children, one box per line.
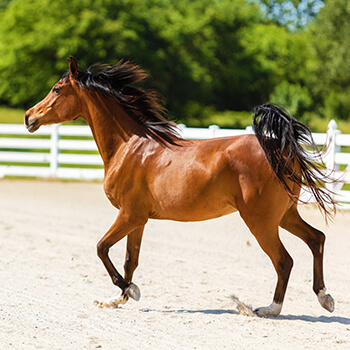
<box><xmin>140</xmin><ymin>308</ymin><xmax>239</xmax><ymax>316</ymax></box>
<box><xmin>279</xmin><ymin>314</ymin><xmax>350</xmax><ymax>325</ymax></box>
<box><xmin>139</xmin><ymin>308</ymin><xmax>350</xmax><ymax>325</ymax></box>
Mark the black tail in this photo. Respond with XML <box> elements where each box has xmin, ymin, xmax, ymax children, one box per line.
<box><xmin>252</xmin><ymin>104</ymin><xmax>336</xmax><ymax>219</ymax></box>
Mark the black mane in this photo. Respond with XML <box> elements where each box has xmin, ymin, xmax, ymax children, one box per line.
<box><xmin>63</xmin><ymin>60</ymin><xmax>182</xmax><ymax>145</ymax></box>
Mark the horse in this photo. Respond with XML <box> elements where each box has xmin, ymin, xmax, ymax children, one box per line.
<box><xmin>24</xmin><ymin>56</ymin><xmax>336</xmax><ymax>317</ymax></box>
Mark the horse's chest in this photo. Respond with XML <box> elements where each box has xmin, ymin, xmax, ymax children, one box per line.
<box><xmin>104</xmin><ymin>188</ymin><xmax>121</xmax><ymax>209</ymax></box>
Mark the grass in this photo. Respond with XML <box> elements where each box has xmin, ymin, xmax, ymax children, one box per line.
<box><xmin>0</xmin><ymin>107</ymin><xmax>26</xmax><ymax>124</ymax></box>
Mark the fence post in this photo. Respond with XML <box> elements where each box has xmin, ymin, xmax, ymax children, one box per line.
<box><xmin>177</xmin><ymin>124</ymin><xmax>186</xmax><ymax>138</ymax></box>
<box><xmin>325</xmin><ymin>120</ymin><xmax>339</xmax><ymax>170</ymax></box>
<box><xmin>50</xmin><ymin>124</ymin><xmax>59</xmax><ymax>177</ymax></box>
<box><xmin>325</xmin><ymin>119</ymin><xmax>340</xmax><ymax>196</ymax></box>
<box><xmin>245</xmin><ymin>125</ymin><xmax>253</xmax><ymax>134</ymax></box>
<box><xmin>209</xmin><ymin>125</ymin><xmax>219</xmax><ymax>138</ymax></box>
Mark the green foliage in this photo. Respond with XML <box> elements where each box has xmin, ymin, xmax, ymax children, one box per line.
<box><xmin>0</xmin><ymin>1</ymin><xmax>10</xmax><ymax>10</ymax></box>
<box><xmin>0</xmin><ymin>0</ymin><xmax>349</xmax><ymax>127</ymax></box>
<box><xmin>0</xmin><ymin>0</ymin><xmax>276</xmax><ymax>119</ymax></box>
<box><xmin>323</xmin><ymin>89</ymin><xmax>350</xmax><ymax>120</ymax></box>
<box><xmin>0</xmin><ymin>0</ymin><xmax>124</xmax><ymax>106</ymax></box>
<box><xmin>307</xmin><ymin>0</ymin><xmax>350</xmax><ymax>120</ymax></box>
<box><xmin>270</xmin><ymin>81</ymin><xmax>312</xmax><ymax>118</ymax></box>
<box><xmin>178</xmin><ymin>101</ymin><xmax>252</xmax><ymax>128</ymax></box>
<box><xmin>261</xmin><ymin>0</ymin><xmax>350</xmax><ymax>123</ymax></box>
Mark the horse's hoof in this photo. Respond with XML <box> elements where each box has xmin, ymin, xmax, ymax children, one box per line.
<box><xmin>318</xmin><ymin>291</ymin><xmax>335</xmax><ymax>312</ymax></box>
<box><xmin>254</xmin><ymin>302</ymin><xmax>282</xmax><ymax>317</ymax></box>
<box><xmin>125</xmin><ymin>283</ymin><xmax>141</xmax><ymax>301</ymax></box>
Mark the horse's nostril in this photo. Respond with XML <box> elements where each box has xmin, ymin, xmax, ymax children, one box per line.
<box><xmin>24</xmin><ymin>110</ymin><xmax>31</xmax><ymax>126</ymax></box>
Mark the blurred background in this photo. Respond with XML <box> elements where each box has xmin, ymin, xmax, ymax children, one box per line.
<box><xmin>0</xmin><ymin>0</ymin><xmax>349</xmax><ymax>131</ymax></box>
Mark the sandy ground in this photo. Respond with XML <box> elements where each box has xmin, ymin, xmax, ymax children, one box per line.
<box><xmin>0</xmin><ymin>179</ymin><xmax>350</xmax><ymax>349</ymax></box>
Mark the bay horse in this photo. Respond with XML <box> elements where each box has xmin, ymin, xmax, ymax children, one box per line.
<box><xmin>25</xmin><ymin>57</ymin><xmax>336</xmax><ymax>317</ymax></box>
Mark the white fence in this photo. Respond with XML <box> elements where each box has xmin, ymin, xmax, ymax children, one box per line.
<box><xmin>0</xmin><ymin>121</ymin><xmax>350</xmax><ymax>208</ymax></box>
<box><xmin>0</xmin><ymin>124</ymin><xmax>104</xmax><ymax>180</ymax></box>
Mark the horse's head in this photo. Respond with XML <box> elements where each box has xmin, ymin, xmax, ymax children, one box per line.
<box><xmin>25</xmin><ymin>57</ymin><xmax>83</xmax><ymax>133</ymax></box>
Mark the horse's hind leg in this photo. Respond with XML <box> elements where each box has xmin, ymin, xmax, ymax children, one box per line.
<box><xmin>241</xmin><ymin>215</ymin><xmax>293</xmax><ymax>317</ymax></box>
<box><xmin>280</xmin><ymin>205</ymin><xmax>334</xmax><ymax>312</ymax></box>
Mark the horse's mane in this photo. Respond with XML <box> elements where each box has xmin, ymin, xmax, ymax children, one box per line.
<box><xmin>63</xmin><ymin>60</ymin><xmax>182</xmax><ymax>145</ymax></box>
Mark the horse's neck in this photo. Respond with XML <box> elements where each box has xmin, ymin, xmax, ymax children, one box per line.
<box><xmin>82</xmin><ymin>93</ymin><xmax>141</xmax><ymax>168</ymax></box>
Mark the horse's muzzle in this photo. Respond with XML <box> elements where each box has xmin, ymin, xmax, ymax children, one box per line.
<box><xmin>24</xmin><ymin>110</ymin><xmax>39</xmax><ymax>133</ymax></box>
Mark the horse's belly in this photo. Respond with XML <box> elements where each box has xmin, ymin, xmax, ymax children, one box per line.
<box><xmin>164</xmin><ymin>206</ymin><xmax>237</xmax><ymax>221</ymax></box>
<box><xmin>150</xmin><ymin>189</ymin><xmax>237</xmax><ymax>221</ymax></box>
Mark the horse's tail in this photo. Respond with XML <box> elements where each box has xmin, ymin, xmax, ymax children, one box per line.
<box><xmin>252</xmin><ymin>104</ymin><xmax>336</xmax><ymax>219</ymax></box>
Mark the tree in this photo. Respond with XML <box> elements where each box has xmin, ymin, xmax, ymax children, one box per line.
<box><xmin>0</xmin><ymin>0</ymin><xmax>279</xmax><ymax>117</ymax></box>
<box><xmin>307</xmin><ymin>0</ymin><xmax>350</xmax><ymax>119</ymax></box>
<box><xmin>0</xmin><ymin>0</ymin><xmax>11</xmax><ymax>10</ymax></box>
<box><xmin>2</xmin><ymin>0</ymin><xmax>322</xmax><ymax>125</ymax></box>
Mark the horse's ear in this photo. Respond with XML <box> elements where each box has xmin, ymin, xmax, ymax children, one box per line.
<box><xmin>67</xmin><ymin>56</ymin><xmax>78</xmax><ymax>77</ymax></box>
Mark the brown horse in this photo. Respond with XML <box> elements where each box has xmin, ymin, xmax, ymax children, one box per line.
<box><xmin>25</xmin><ymin>57</ymin><xmax>336</xmax><ymax>317</ymax></box>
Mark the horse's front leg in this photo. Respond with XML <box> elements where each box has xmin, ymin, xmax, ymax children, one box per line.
<box><xmin>109</xmin><ymin>226</ymin><xmax>145</xmax><ymax>306</ymax></box>
<box><xmin>122</xmin><ymin>226</ymin><xmax>145</xmax><ymax>301</ymax></box>
<box><xmin>96</xmin><ymin>211</ymin><xmax>146</xmax><ymax>308</ymax></box>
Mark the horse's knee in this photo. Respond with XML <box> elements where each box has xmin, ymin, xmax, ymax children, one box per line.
<box><xmin>318</xmin><ymin>231</ymin><xmax>326</xmax><ymax>245</ymax></box>
<box><xmin>316</xmin><ymin>230</ymin><xmax>325</xmax><ymax>249</ymax></box>
<box><xmin>283</xmin><ymin>209</ymin><xmax>326</xmax><ymax>255</ymax></box>
<box><xmin>97</xmin><ymin>241</ymin><xmax>109</xmax><ymax>259</ymax></box>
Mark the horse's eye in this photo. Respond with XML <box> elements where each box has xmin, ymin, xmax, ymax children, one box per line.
<box><xmin>52</xmin><ymin>87</ymin><xmax>60</xmax><ymax>94</ymax></box>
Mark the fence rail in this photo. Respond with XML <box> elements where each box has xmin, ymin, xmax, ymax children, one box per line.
<box><xmin>0</xmin><ymin>122</ymin><xmax>349</xmax><ymax>208</ymax></box>
<box><xmin>0</xmin><ymin>124</ymin><xmax>103</xmax><ymax>180</ymax></box>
